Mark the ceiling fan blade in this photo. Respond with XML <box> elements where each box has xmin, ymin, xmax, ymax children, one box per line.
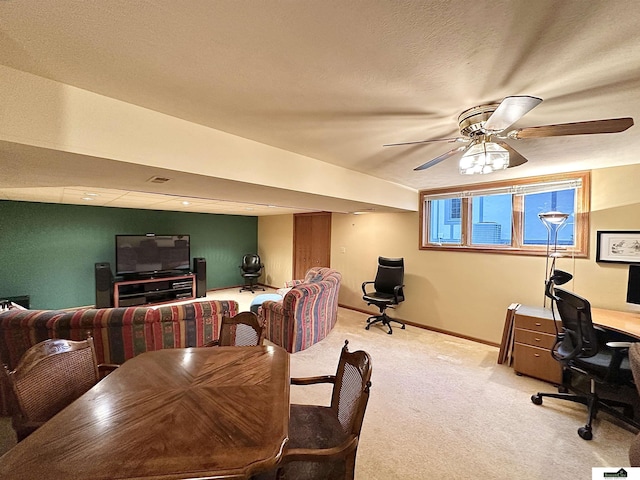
<box><xmin>511</xmin><ymin>117</ymin><xmax>634</xmax><ymax>139</ymax></box>
<box><xmin>483</xmin><ymin>95</ymin><xmax>543</xmax><ymax>133</ymax></box>
<box><xmin>414</xmin><ymin>145</ymin><xmax>469</xmax><ymax>171</ymax></box>
<box><xmin>494</xmin><ymin>141</ymin><xmax>528</xmax><ymax>168</ymax></box>
<box><xmin>384</xmin><ymin>137</ymin><xmax>467</xmax><ymax>147</ymax></box>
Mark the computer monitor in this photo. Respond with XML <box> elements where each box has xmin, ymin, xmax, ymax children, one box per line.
<box><xmin>627</xmin><ymin>264</ymin><xmax>640</xmax><ymax>305</ymax></box>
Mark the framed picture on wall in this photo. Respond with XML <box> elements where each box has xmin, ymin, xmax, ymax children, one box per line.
<box><xmin>596</xmin><ymin>230</ymin><xmax>640</xmax><ymax>263</ymax></box>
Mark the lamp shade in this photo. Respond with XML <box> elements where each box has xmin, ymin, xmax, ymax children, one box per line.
<box><xmin>538</xmin><ymin>211</ymin><xmax>569</xmax><ymax>226</ymax></box>
<box><xmin>459</xmin><ymin>142</ymin><xmax>509</xmax><ymax>175</ymax></box>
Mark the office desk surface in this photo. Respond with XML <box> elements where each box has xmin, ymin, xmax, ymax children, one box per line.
<box><xmin>592</xmin><ymin>307</ymin><xmax>640</xmax><ymax>339</ymax></box>
<box><xmin>0</xmin><ymin>346</ymin><xmax>290</xmax><ymax>480</ymax></box>
<box><xmin>515</xmin><ymin>304</ymin><xmax>640</xmax><ymax>340</ymax></box>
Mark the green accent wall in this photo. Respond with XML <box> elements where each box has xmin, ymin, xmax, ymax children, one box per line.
<box><xmin>0</xmin><ymin>201</ymin><xmax>257</xmax><ymax>309</ymax></box>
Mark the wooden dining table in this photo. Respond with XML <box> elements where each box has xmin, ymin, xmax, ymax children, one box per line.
<box><xmin>0</xmin><ymin>345</ymin><xmax>290</xmax><ymax>479</ymax></box>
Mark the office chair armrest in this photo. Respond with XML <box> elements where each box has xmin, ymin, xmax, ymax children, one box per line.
<box><xmin>361</xmin><ymin>281</ymin><xmax>374</xmax><ymax>295</ymax></box>
<box><xmin>291</xmin><ymin>375</ymin><xmax>336</xmax><ymax>386</ymax></box>
<box><xmin>602</xmin><ymin>342</ymin><xmax>634</xmax><ymax>381</ymax></box>
<box><xmin>393</xmin><ymin>284</ymin><xmax>404</xmax><ymax>302</ymax></box>
<box><xmin>282</xmin><ymin>436</ymin><xmax>359</xmax><ymax>463</ymax></box>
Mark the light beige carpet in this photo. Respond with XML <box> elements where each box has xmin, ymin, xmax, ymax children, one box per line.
<box><xmin>1</xmin><ymin>288</ymin><xmax>637</xmax><ymax>479</ymax></box>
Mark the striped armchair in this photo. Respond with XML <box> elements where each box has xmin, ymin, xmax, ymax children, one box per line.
<box><xmin>261</xmin><ymin>268</ymin><xmax>341</xmax><ymax>353</ymax></box>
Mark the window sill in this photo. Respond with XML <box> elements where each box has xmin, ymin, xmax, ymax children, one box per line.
<box><xmin>419</xmin><ymin>244</ymin><xmax>587</xmax><ymax>258</ymax></box>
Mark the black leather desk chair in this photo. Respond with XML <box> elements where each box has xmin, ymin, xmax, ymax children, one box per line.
<box><xmin>362</xmin><ymin>257</ymin><xmax>405</xmax><ymax>334</ymax></box>
<box><xmin>239</xmin><ymin>253</ymin><xmax>265</xmax><ymax>293</ymax></box>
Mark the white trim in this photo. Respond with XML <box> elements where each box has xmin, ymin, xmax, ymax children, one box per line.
<box><xmin>422</xmin><ymin>178</ymin><xmax>583</xmax><ymax>201</ymax></box>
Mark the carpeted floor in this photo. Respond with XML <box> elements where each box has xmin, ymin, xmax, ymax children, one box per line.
<box><xmin>1</xmin><ymin>288</ymin><xmax>637</xmax><ymax>478</ymax></box>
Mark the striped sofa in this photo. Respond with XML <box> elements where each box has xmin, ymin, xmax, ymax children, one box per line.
<box><xmin>261</xmin><ymin>267</ymin><xmax>341</xmax><ymax>353</ymax></box>
<box><xmin>0</xmin><ymin>300</ymin><xmax>238</xmax><ymax>369</ymax></box>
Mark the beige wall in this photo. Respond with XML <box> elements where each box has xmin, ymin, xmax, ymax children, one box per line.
<box><xmin>0</xmin><ymin>65</ymin><xmax>416</xmax><ymax>211</ymax></box>
<box><xmin>258</xmin><ymin>215</ymin><xmax>294</xmax><ymax>289</ymax></box>
<box><xmin>259</xmin><ymin>163</ymin><xmax>640</xmax><ymax>346</ymax></box>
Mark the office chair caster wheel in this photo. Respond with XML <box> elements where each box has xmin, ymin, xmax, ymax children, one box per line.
<box><xmin>365</xmin><ymin>325</ymin><xmax>370</xmax><ymax>330</ymax></box>
<box><xmin>578</xmin><ymin>426</ymin><xmax>593</xmax><ymax>440</ymax></box>
<box><xmin>531</xmin><ymin>394</ymin><xmax>543</xmax><ymax>405</ymax></box>
<box><xmin>401</xmin><ymin>325</ymin><xmax>406</xmax><ymax>329</ymax></box>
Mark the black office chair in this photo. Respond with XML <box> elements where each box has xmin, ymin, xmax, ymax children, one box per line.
<box><xmin>531</xmin><ymin>281</ymin><xmax>640</xmax><ymax>440</ymax></box>
<box><xmin>362</xmin><ymin>257</ymin><xmax>405</xmax><ymax>334</ymax></box>
<box><xmin>239</xmin><ymin>253</ymin><xmax>265</xmax><ymax>293</ymax></box>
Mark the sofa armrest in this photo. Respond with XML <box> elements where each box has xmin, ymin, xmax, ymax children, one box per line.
<box><xmin>261</xmin><ymin>300</ymin><xmax>291</xmax><ymax>351</ymax></box>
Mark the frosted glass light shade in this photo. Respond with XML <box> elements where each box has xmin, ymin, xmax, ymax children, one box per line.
<box><xmin>538</xmin><ymin>211</ymin><xmax>569</xmax><ymax>226</ymax></box>
<box><xmin>459</xmin><ymin>142</ymin><xmax>509</xmax><ymax>175</ymax></box>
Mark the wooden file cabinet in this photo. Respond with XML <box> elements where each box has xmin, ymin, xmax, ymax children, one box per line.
<box><xmin>512</xmin><ymin>305</ymin><xmax>562</xmax><ymax>384</ymax></box>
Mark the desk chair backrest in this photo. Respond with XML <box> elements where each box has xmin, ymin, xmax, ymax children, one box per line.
<box><xmin>241</xmin><ymin>254</ymin><xmax>262</xmax><ymax>274</ymax></box>
<box><xmin>373</xmin><ymin>257</ymin><xmax>404</xmax><ymax>301</ymax></box>
<box><xmin>553</xmin><ymin>287</ymin><xmax>600</xmax><ymax>361</ymax></box>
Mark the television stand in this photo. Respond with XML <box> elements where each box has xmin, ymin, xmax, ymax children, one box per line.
<box><xmin>113</xmin><ymin>274</ymin><xmax>196</xmax><ymax>307</ymax></box>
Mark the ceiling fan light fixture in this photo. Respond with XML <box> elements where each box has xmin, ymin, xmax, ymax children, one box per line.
<box><xmin>459</xmin><ymin>141</ymin><xmax>509</xmax><ymax>175</ymax></box>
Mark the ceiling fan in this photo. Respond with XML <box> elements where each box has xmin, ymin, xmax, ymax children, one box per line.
<box><xmin>383</xmin><ymin>96</ymin><xmax>634</xmax><ymax>174</ymax></box>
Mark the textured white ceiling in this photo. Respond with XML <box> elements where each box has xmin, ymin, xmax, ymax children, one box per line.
<box><xmin>1</xmin><ymin>0</ymin><xmax>639</xmax><ymax>213</ymax></box>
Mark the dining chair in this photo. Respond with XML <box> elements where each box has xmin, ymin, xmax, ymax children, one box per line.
<box><xmin>254</xmin><ymin>339</ymin><xmax>373</xmax><ymax>480</ymax></box>
<box><xmin>208</xmin><ymin>311</ymin><xmax>264</xmax><ymax>347</ymax></box>
<box><xmin>1</xmin><ymin>337</ymin><xmax>118</xmax><ymax>441</ymax></box>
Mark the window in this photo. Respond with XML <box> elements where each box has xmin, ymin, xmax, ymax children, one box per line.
<box><xmin>429</xmin><ymin>199</ymin><xmax>461</xmax><ymax>244</ymax></box>
<box><xmin>419</xmin><ymin>171</ymin><xmax>590</xmax><ymax>257</ymax></box>
<box><xmin>445</xmin><ymin>198</ymin><xmax>461</xmax><ymax>223</ymax></box>
<box><xmin>471</xmin><ymin>193</ymin><xmax>512</xmax><ymax>245</ymax></box>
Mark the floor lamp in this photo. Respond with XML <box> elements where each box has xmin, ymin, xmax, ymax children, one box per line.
<box><xmin>538</xmin><ymin>211</ymin><xmax>569</xmax><ymax>307</ymax></box>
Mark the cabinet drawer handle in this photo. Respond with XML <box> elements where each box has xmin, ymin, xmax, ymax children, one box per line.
<box><xmin>535</xmin><ymin>322</ymin><xmax>542</xmax><ymax>326</ymax></box>
<box><xmin>535</xmin><ymin>338</ymin><xmax>541</xmax><ymax>342</ymax></box>
<box><xmin>534</xmin><ymin>353</ymin><xmax>540</xmax><ymax>357</ymax></box>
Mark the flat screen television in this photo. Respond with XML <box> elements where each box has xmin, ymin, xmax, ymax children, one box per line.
<box><xmin>115</xmin><ymin>234</ymin><xmax>190</xmax><ymax>276</ymax></box>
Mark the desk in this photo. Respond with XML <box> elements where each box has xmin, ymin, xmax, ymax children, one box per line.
<box><xmin>0</xmin><ymin>346</ymin><xmax>290</xmax><ymax>479</ymax></box>
<box><xmin>509</xmin><ymin>304</ymin><xmax>640</xmax><ymax>384</ymax></box>
<box><xmin>592</xmin><ymin>307</ymin><xmax>640</xmax><ymax>339</ymax></box>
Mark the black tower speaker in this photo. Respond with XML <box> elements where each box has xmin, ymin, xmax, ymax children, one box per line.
<box><xmin>193</xmin><ymin>257</ymin><xmax>207</xmax><ymax>298</ymax></box>
<box><xmin>627</xmin><ymin>264</ymin><xmax>640</xmax><ymax>305</ymax></box>
<box><xmin>95</xmin><ymin>262</ymin><xmax>113</xmax><ymax>308</ymax></box>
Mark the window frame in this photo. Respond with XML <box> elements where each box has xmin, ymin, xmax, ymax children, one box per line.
<box><xmin>419</xmin><ymin>171</ymin><xmax>590</xmax><ymax>257</ymax></box>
